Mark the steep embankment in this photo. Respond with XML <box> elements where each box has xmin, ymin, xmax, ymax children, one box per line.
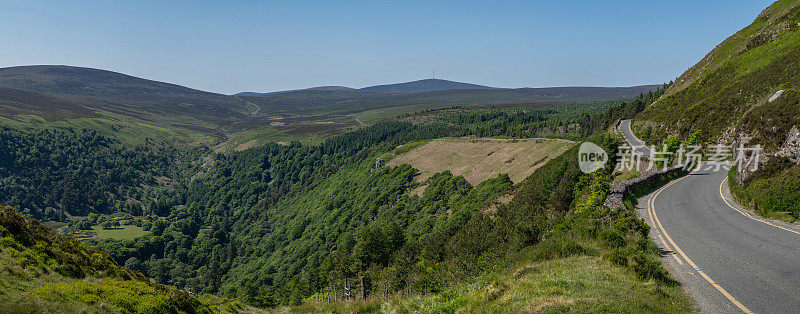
<box><xmin>0</xmin><ymin>205</ymin><xmax>235</xmax><ymax>312</ymax></box>
<box><xmin>634</xmin><ymin>0</ymin><xmax>800</xmax><ymax>220</ymax></box>
<box><xmin>635</xmin><ymin>0</ymin><xmax>800</xmax><ymax>147</ymax></box>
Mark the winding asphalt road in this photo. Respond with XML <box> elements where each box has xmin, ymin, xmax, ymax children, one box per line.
<box><xmin>619</xmin><ymin>120</ymin><xmax>800</xmax><ymax>313</ymax></box>
<box><xmin>618</xmin><ymin>119</ymin><xmax>653</xmax><ymax>156</ymax></box>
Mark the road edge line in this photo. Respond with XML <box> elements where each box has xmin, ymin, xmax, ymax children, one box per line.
<box><xmin>720</xmin><ymin>177</ymin><xmax>800</xmax><ymax>236</ymax></box>
<box><xmin>649</xmin><ymin>168</ymin><xmax>753</xmax><ymax>314</ymax></box>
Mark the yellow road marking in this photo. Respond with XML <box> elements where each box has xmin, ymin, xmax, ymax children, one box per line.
<box><xmin>648</xmin><ymin>167</ymin><xmax>753</xmax><ymax>314</ymax></box>
<box><xmin>647</xmin><ymin>191</ymin><xmax>683</xmax><ymax>265</ymax></box>
<box><xmin>719</xmin><ymin>177</ymin><xmax>800</xmax><ymax>236</ymax></box>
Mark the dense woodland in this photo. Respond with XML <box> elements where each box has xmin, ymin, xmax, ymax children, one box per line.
<box><xmin>90</xmin><ymin>121</ymin><xmax>481</xmax><ymax>304</ymax></box>
<box><xmin>1</xmin><ymin>90</ymin><xmax>665</xmax><ymax>306</ymax></box>
<box><xmin>0</xmin><ymin>128</ymin><xmax>201</xmax><ymax>220</ymax></box>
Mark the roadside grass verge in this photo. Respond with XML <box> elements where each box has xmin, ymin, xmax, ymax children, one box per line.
<box><xmin>728</xmin><ymin>164</ymin><xmax>800</xmax><ymax>222</ymax></box>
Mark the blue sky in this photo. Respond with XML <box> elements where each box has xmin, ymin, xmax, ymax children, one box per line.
<box><xmin>0</xmin><ymin>0</ymin><xmax>774</xmax><ymax>94</ymax></box>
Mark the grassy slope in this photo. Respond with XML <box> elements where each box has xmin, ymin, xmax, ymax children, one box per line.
<box><xmin>293</xmin><ymin>255</ymin><xmax>692</xmax><ymax>313</ymax></box>
<box><xmin>90</xmin><ymin>225</ymin><xmax>149</xmax><ymax>241</ymax></box>
<box><xmin>0</xmin><ymin>205</ymin><xmax>241</xmax><ymax>312</ymax></box>
<box><xmin>0</xmin><ymin>112</ymin><xmax>212</xmax><ymax>146</ymax></box>
<box><xmin>0</xmin><ymin>65</ymin><xmax>249</xmax><ymax>121</ymax></box>
<box><xmin>0</xmin><ymin>66</ymin><xmax>250</xmax><ymax>145</ymax></box>
<box><xmin>634</xmin><ymin>0</ymin><xmax>800</xmax><ymax>145</ymax></box>
<box><xmin>634</xmin><ymin>0</ymin><xmax>800</xmax><ymax>221</ymax></box>
<box><xmin>728</xmin><ymin>164</ymin><xmax>800</xmax><ymax>221</ymax></box>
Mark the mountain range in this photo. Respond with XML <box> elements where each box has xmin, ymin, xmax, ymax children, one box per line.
<box><xmin>2</xmin><ymin>0</ymin><xmax>798</xmax><ymax>311</ymax></box>
<box><xmin>0</xmin><ymin>65</ymin><xmax>660</xmax><ymax>145</ymax></box>
<box><xmin>235</xmin><ymin>78</ymin><xmax>496</xmax><ymax>96</ymax></box>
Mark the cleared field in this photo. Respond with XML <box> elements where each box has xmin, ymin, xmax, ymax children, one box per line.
<box><xmin>90</xmin><ymin>225</ymin><xmax>148</xmax><ymax>241</ymax></box>
<box><xmin>388</xmin><ymin>137</ymin><xmax>574</xmax><ymax>185</ymax></box>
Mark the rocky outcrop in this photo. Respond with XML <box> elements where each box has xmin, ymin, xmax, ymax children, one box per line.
<box><xmin>769</xmin><ymin>90</ymin><xmax>785</xmax><ymax>102</ymax></box>
<box><xmin>778</xmin><ymin>126</ymin><xmax>800</xmax><ymax>163</ymax></box>
<box><xmin>735</xmin><ymin>125</ymin><xmax>800</xmax><ymax>184</ymax></box>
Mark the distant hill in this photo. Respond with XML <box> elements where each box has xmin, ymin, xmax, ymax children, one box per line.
<box><xmin>235</xmin><ymin>78</ymin><xmax>494</xmax><ymax>96</ymax></box>
<box><xmin>242</xmin><ymin>84</ymin><xmax>662</xmax><ymax>116</ymax></box>
<box><xmin>236</xmin><ymin>79</ymin><xmax>661</xmax><ymax>100</ymax></box>
<box><xmin>0</xmin><ymin>65</ymin><xmax>249</xmax><ymax>119</ymax></box>
<box><xmin>360</xmin><ymin>78</ymin><xmax>495</xmax><ymax>93</ymax></box>
<box><xmin>0</xmin><ymin>65</ymin><xmax>254</xmax><ymax>143</ymax></box>
<box><xmin>237</xmin><ymin>85</ymin><xmax>354</xmax><ymax>96</ymax></box>
<box><xmin>0</xmin><ymin>64</ymin><xmax>660</xmax><ymax>146</ymax></box>
<box><xmin>0</xmin><ymin>65</ymin><xmax>219</xmax><ymax>98</ymax></box>
<box><xmin>307</xmin><ymin>85</ymin><xmax>355</xmax><ymax>91</ymax></box>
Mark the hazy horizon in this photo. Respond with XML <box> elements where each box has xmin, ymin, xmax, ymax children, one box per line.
<box><xmin>0</xmin><ymin>0</ymin><xmax>773</xmax><ymax>94</ymax></box>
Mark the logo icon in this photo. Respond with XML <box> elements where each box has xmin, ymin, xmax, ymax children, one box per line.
<box><xmin>578</xmin><ymin>142</ymin><xmax>608</xmax><ymax>173</ymax></box>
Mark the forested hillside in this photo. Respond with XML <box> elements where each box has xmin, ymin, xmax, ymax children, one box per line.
<box><xmin>0</xmin><ymin>86</ymin><xmax>663</xmax><ymax>223</ymax></box>
<box><xmin>287</xmin><ymin>133</ymin><xmax>693</xmax><ymax>312</ymax></box>
<box><xmin>0</xmin><ymin>205</ymin><xmax>238</xmax><ymax>312</ymax></box>
<box><xmin>0</xmin><ymin>76</ymin><xmax>676</xmax><ymax>309</ymax></box>
<box><xmin>83</xmin><ymin>93</ymin><xmax>667</xmax><ymax>306</ymax></box>
<box><xmin>0</xmin><ymin>127</ymin><xmax>203</xmax><ymax>220</ymax></box>
<box><xmin>89</xmin><ymin>121</ymin><xmax>487</xmax><ymax>304</ymax></box>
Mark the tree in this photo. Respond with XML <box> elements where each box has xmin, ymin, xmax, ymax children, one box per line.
<box><xmin>101</xmin><ymin>220</ymin><xmax>120</xmax><ymax>230</ymax></box>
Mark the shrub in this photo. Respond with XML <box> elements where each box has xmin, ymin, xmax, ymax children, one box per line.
<box><xmin>599</xmin><ymin>228</ymin><xmax>625</xmax><ymax>248</ymax></box>
<box><xmin>631</xmin><ymin>252</ymin><xmax>673</xmax><ymax>284</ymax></box>
<box><xmin>607</xmin><ymin>247</ymin><xmax>630</xmax><ymax>267</ymax></box>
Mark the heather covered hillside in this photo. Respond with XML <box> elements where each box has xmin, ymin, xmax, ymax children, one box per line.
<box><xmin>634</xmin><ymin>0</ymin><xmax>800</xmax><ymax>221</ymax></box>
